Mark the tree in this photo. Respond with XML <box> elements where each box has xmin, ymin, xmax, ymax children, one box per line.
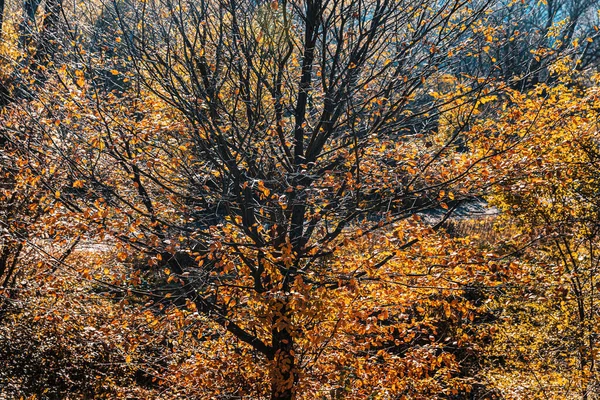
<box><xmin>470</xmin><ymin>68</ymin><xmax>600</xmax><ymax>398</ymax></box>
<box><xmin>452</xmin><ymin>0</ymin><xmax>600</xmax><ymax>90</ymax></box>
<box><xmin>0</xmin><ymin>0</ymin><xmax>68</xmax><ymax>310</ymax></box>
<box><xmin>11</xmin><ymin>0</ymin><xmax>513</xmax><ymax>397</ymax></box>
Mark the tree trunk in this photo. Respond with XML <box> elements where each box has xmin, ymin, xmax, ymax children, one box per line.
<box><xmin>270</xmin><ymin>301</ymin><xmax>297</xmax><ymax>400</ymax></box>
<box><xmin>19</xmin><ymin>0</ymin><xmax>41</xmax><ymax>48</ymax></box>
<box><xmin>33</xmin><ymin>0</ymin><xmax>62</xmax><ymax>67</ymax></box>
<box><xmin>0</xmin><ymin>0</ymin><xmax>5</xmax><ymax>37</ymax></box>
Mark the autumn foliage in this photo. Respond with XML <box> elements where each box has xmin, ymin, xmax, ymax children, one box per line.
<box><xmin>2</xmin><ymin>0</ymin><xmax>600</xmax><ymax>398</ymax></box>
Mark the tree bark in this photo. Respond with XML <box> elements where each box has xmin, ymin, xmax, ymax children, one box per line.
<box><xmin>0</xmin><ymin>0</ymin><xmax>6</xmax><ymax>37</ymax></box>
<box><xmin>271</xmin><ymin>301</ymin><xmax>297</xmax><ymax>400</ymax></box>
